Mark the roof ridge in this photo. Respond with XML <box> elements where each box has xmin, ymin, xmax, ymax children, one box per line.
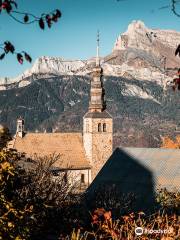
<box><xmin>121</xmin><ymin>147</ymin><xmax>180</xmax><ymax>151</ymax></box>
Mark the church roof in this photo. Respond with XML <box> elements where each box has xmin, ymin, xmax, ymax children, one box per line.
<box><xmin>13</xmin><ymin>133</ymin><xmax>91</xmax><ymax>170</ymax></box>
<box><xmin>84</xmin><ymin>110</ymin><xmax>112</xmax><ymax>119</ymax></box>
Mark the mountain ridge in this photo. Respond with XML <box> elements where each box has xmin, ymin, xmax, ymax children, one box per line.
<box><xmin>1</xmin><ymin>20</ymin><xmax>180</xmax><ymax>90</ymax></box>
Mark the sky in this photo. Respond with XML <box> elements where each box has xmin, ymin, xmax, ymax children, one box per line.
<box><xmin>0</xmin><ymin>0</ymin><xmax>180</xmax><ymax>77</ymax></box>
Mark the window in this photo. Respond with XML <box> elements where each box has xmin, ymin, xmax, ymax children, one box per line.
<box><xmin>98</xmin><ymin>123</ymin><xmax>101</xmax><ymax>132</ymax></box>
<box><xmin>52</xmin><ymin>170</ymin><xmax>59</xmax><ymax>176</ymax></box>
<box><xmin>81</xmin><ymin>174</ymin><xmax>85</xmax><ymax>184</ymax></box>
<box><xmin>103</xmin><ymin>123</ymin><xmax>106</xmax><ymax>132</ymax></box>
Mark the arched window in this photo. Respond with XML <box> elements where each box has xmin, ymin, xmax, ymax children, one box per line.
<box><xmin>98</xmin><ymin>123</ymin><xmax>101</xmax><ymax>132</ymax></box>
<box><xmin>103</xmin><ymin>123</ymin><xmax>106</xmax><ymax>132</ymax></box>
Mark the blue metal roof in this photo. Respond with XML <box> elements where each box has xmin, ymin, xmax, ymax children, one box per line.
<box><xmin>120</xmin><ymin>147</ymin><xmax>180</xmax><ymax>190</ymax></box>
<box><xmin>87</xmin><ymin>147</ymin><xmax>180</xmax><ymax>212</ymax></box>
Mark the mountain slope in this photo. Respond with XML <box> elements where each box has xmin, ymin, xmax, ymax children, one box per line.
<box><xmin>0</xmin><ymin>75</ymin><xmax>179</xmax><ymax>148</ymax></box>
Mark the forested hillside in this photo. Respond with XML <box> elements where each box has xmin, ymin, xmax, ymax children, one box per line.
<box><xmin>0</xmin><ymin>74</ymin><xmax>179</xmax><ymax>148</ymax></box>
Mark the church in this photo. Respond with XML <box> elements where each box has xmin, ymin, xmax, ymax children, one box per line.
<box><xmin>9</xmin><ymin>35</ymin><xmax>180</xmax><ymax>197</ymax></box>
<box><xmin>9</xmin><ymin>33</ymin><xmax>112</xmax><ymax>188</ymax></box>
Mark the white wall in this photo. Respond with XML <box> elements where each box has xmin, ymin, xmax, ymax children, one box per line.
<box><xmin>53</xmin><ymin>168</ymin><xmax>92</xmax><ymax>189</ymax></box>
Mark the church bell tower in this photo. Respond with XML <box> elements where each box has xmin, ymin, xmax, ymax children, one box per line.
<box><xmin>83</xmin><ymin>31</ymin><xmax>113</xmax><ymax>181</ymax></box>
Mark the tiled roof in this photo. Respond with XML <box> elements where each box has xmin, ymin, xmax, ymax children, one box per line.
<box><xmin>13</xmin><ymin>133</ymin><xmax>90</xmax><ymax>170</ymax></box>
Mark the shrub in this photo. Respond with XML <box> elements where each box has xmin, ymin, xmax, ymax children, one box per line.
<box><xmin>0</xmin><ymin>148</ymin><xmax>34</xmax><ymax>239</ymax></box>
<box><xmin>69</xmin><ymin>207</ymin><xmax>180</xmax><ymax>240</ymax></box>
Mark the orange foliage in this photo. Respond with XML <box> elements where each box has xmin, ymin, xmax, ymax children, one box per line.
<box><xmin>161</xmin><ymin>135</ymin><xmax>180</xmax><ymax>149</ymax></box>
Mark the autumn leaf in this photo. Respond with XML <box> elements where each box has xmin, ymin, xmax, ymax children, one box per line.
<box><xmin>4</xmin><ymin>41</ymin><xmax>15</xmax><ymax>53</ymax></box>
<box><xmin>24</xmin><ymin>14</ymin><xmax>29</xmax><ymax>23</ymax></box>
<box><xmin>161</xmin><ymin>135</ymin><xmax>180</xmax><ymax>148</ymax></box>
<box><xmin>46</xmin><ymin>14</ymin><xmax>52</xmax><ymax>28</ymax></box>
<box><xmin>17</xmin><ymin>53</ymin><xmax>23</xmax><ymax>64</ymax></box>
<box><xmin>104</xmin><ymin>211</ymin><xmax>111</xmax><ymax>220</ymax></box>
<box><xmin>1</xmin><ymin>2</ymin><xmax>8</xmax><ymax>10</ymax></box>
<box><xmin>52</xmin><ymin>14</ymin><xmax>58</xmax><ymax>22</ymax></box>
<box><xmin>4</xmin><ymin>1</ymin><xmax>12</xmax><ymax>14</ymax></box>
<box><xmin>39</xmin><ymin>18</ymin><xmax>45</xmax><ymax>29</ymax></box>
<box><xmin>23</xmin><ymin>52</ymin><xmax>32</xmax><ymax>63</ymax></box>
<box><xmin>56</xmin><ymin>9</ymin><xmax>61</xmax><ymax>18</ymax></box>
<box><xmin>1</xmin><ymin>161</ymin><xmax>10</xmax><ymax>170</ymax></box>
<box><xmin>0</xmin><ymin>53</ymin><xmax>5</xmax><ymax>60</ymax></box>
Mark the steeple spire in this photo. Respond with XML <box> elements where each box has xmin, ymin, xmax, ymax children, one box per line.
<box><xmin>96</xmin><ymin>30</ymin><xmax>100</xmax><ymax>67</ymax></box>
<box><xmin>88</xmin><ymin>31</ymin><xmax>106</xmax><ymax>112</ymax></box>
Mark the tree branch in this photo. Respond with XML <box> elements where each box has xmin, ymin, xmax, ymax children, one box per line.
<box><xmin>171</xmin><ymin>0</ymin><xmax>180</xmax><ymax>17</ymax></box>
<box><xmin>0</xmin><ymin>1</ymin><xmax>62</xmax><ymax>63</ymax></box>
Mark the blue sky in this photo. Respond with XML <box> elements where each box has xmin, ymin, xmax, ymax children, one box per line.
<box><xmin>0</xmin><ymin>0</ymin><xmax>180</xmax><ymax>77</ymax></box>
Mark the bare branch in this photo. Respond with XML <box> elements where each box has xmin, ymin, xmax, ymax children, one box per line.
<box><xmin>0</xmin><ymin>1</ymin><xmax>62</xmax><ymax>63</ymax></box>
<box><xmin>171</xmin><ymin>0</ymin><xmax>180</xmax><ymax>17</ymax></box>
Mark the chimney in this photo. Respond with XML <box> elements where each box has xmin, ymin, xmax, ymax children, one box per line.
<box><xmin>16</xmin><ymin>117</ymin><xmax>25</xmax><ymax>138</ymax></box>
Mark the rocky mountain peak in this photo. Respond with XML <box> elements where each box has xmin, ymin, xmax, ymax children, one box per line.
<box><xmin>1</xmin><ymin>20</ymin><xmax>180</xmax><ymax>90</ymax></box>
<box><xmin>127</xmin><ymin>20</ymin><xmax>147</xmax><ymax>33</ymax></box>
<box><xmin>0</xmin><ymin>56</ymin><xmax>88</xmax><ymax>87</ymax></box>
<box><xmin>113</xmin><ymin>20</ymin><xmax>180</xmax><ymax>54</ymax></box>
<box><xmin>25</xmin><ymin>56</ymin><xmax>86</xmax><ymax>77</ymax></box>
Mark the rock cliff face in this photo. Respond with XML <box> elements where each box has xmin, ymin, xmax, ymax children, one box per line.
<box><xmin>113</xmin><ymin>20</ymin><xmax>180</xmax><ymax>55</ymax></box>
<box><xmin>112</xmin><ymin>20</ymin><xmax>180</xmax><ymax>70</ymax></box>
<box><xmin>1</xmin><ymin>20</ymin><xmax>179</xmax><ymax>90</ymax></box>
<box><xmin>24</xmin><ymin>57</ymin><xmax>88</xmax><ymax>76</ymax></box>
<box><xmin>0</xmin><ymin>57</ymin><xmax>89</xmax><ymax>88</ymax></box>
